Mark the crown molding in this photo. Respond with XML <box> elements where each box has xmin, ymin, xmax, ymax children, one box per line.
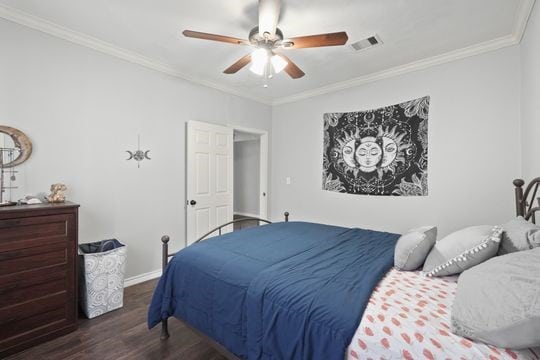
<box><xmin>0</xmin><ymin>4</ymin><xmax>273</xmax><ymax>106</ymax></box>
<box><xmin>513</xmin><ymin>0</ymin><xmax>536</xmax><ymax>41</ymax></box>
<box><xmin>0</xmin><ymin>1</ymin><xmax>535</xmax><ymax>107</ymax></box>
<box><xmin>272</xmin><ymin>0</ymin><xmax>536</xmax><ymax>106</ymax></box>
<box><xmin>271</xmin><ymin>35</ymin><xmax>517</xmax><ymax>105</ymax></box>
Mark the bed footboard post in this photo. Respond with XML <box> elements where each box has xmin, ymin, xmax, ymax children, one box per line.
<box><xmin>513</xmin><ymin>179</ymin><xmax>525</xmax><ymax>217</ymax></box>
<box><xmin>160</xmin><ymin>235</ymin><xmax>170</xmax><ymax>341</ymax></box>
<box><xmin>161</xmin><ymin>235</ymin><xmax>170</xmax><ymax>272</ymax></box>
<box><xmin>284</xmin><ymin>212</ymin><xmax>289</xmax><ymax>222</ymax></box>
<box><xmin>160</xmin><ymin>319</ymin><xmax>170</xmax><ymax>341</ymax></box>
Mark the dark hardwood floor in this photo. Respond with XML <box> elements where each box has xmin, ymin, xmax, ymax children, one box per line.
<box><xmin>5</xmin><ymin>279</ymin><xmax>227</xmax><ymax>360</ymax></box>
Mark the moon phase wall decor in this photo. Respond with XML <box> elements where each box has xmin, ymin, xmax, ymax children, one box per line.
<box><xmin>126</xmin><ymin>135</ymin><xmax>151</xmax><ymax>168</ymax></box>
<box><xmin>322</xmin><ymin>96</ymin><xmax>430</xmax><ymax>196</ymax></box>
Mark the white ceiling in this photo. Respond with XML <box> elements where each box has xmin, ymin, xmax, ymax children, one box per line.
<box><xmin>0</xmin><ymin>0</ymin><xmax>535</xmax><ymax>104</ymax></box>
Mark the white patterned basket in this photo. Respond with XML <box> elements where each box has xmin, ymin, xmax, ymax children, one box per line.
<box><xmin>79</xmin><ymin>240</ymin><xmax>127</xmax><ymax>319</ymax></box>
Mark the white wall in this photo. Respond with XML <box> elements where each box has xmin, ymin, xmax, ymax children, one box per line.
<box><xmin>1</xmin><ymin>13</ymin><xmax>532</xmax><ymax>280</ymax></box>
<box><xmin>271</xmin><ymin>47</ymin><xmax>522</xmax><ymax>237</ymax></box>
<box><xmin>0</xmin><ymin>19</ymin><xmax>272</xmax><ymax>279</ymax></box>
<box><xmin>234</xmin><ymin>139</ymin><xmax>260</xmax><ymax>216</ymax></box>
<box><xmin>521</xmin><ymin>3</ymin><xmax>540</xmax><ymax>181</ymax></box>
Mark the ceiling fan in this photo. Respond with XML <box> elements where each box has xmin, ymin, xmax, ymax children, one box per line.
<box><xmin>182</xmin><ymin>0</ymin><xmax>348</xmax><ymax>83</ymax></box>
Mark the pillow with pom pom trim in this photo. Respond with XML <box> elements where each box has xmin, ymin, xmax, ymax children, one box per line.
<box><xmin>422</xmin><ymin>225</ymin><xmax>502</xmax><ymax>277</ymax></box>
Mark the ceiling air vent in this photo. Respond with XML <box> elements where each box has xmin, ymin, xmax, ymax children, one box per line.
<box><xmin>350</xmin><ymin>35</ymin><xmax>382</xmax><ymax>52</ymax></box>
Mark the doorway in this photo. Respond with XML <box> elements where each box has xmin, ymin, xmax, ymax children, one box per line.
<box><xmin>233</xmin><ymin>126</ymin><xmax>268</xmax><ymax>224</ymax></box>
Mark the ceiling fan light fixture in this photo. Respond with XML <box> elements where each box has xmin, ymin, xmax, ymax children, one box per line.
<box><xmin>271</xmin><ymin>54</ymin><xmax>287</xmax><ymax>74</ymax></box>
<box><xmin>249</xmin><ymin>62</ymin><xmax>266</xmax><ymax>76</ymax></box>
<box><xmin>250</xmin><ymin>48</ymin><xmax>269</xmax><ymax>76</ymax></box>
<box><xmin>183</xmin><ymin>0</ymin><xmax>347</xmax><ymax>80</ymax></box>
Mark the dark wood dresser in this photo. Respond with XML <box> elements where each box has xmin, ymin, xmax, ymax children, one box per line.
<box><xmin>0</xmin><ymin>202</ymin><xmax>79</xmax><ymax>358</ymax></box>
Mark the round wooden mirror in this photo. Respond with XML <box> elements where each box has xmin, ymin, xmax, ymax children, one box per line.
<box><xmin>0</xmin><ymin>126</ymin><xmax>32</xmax><ymax>168</ymax></box>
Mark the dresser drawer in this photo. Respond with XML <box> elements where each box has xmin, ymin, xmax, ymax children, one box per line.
<box><xmin>0</xmin><ymin>293</ymin><xmax>73</xmax><ymax>351</ymax></box>
<box><xmin>0</xmin><ymin>291</ymin><xmax>69</xmax><ymax>327</ymax></box>
<box><xmin>0</xmin><ymin>307</ymin><xmax>67</xmax><ymax>344</ymax></box>
<box><xmin>0</xmin><ymin>214</ymin><xmax>72</xmax><ymax>252</ymax></box>
<box><xmin>0</xmin><ymin>243</ymin><xmax>68</xmax><ymax>275</ymax></box>
<box><xmin>0</xmin><ymin>265</ymin><xmax>67</xmax><ymax>307</ymax></box>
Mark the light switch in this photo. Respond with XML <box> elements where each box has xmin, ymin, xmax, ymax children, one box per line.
<box><xmin>286</xmin><ymin>177</ymin><xmax>291</xmax><ymax>185</ymax></box>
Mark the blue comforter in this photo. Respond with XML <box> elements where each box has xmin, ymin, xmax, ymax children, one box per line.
<box><xmin>148</xmin><ymin>222</ymin><xmax>398</xmax><ymax>360</ymax></box>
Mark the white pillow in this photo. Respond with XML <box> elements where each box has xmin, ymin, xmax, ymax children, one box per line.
<box><xmin>394</xmin><ymin>226</ymin><xmax>437</xmax><ymax>271</ymax></box>
<box><xmin>499</xmin><ymin>216</ymin><xmax>540</xmax><ymax>255</ymax></box>
<box><xmin>422</xmin><ymin>225</ymin><xmax>502</xmax><ymax>277</ymax></box>
<box><xmin>452</xmin><ymin>248</ymin><xmax>540</xmax><ymax>349</ymax></box>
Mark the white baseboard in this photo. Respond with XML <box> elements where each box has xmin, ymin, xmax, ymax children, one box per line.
<box><xmin>124</xmin><ymin>269</ymin><xmax>162</xmax><ymax>288</ymax></box>
<box><xmin>234</xmin><ymin>212</ymin><xmax>260</xmax><ymax>218</ymax></box>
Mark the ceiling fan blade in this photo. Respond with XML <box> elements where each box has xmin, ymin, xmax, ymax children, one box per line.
<box><xmin>182</xmin><ymin>30</ymin><xmax>248</xmax><ymax>45</ymax></box>
<box><xmin>278</xmin><ymin>54</ymin><xmax>305</xmax><ymax>79</ymax></box>
<box><xmin>223</xmin><ymin>54</ymin><xmax>252</xmax><ymax>74</ymax></box>
<box><xmin>258</xmin><ymin>0</ymin><xmax>281</xmax><ymax>36</ymax></box>
<box><xmin>285</xmin><ymin>32</ymin><xmax>348</xmax><ymax>49</ymax></box>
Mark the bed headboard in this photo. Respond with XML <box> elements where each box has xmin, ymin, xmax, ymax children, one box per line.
<box><xmin>514</xmin><ymin>178</ymin><xmax>540</xmax><ymax>224</ymax></box>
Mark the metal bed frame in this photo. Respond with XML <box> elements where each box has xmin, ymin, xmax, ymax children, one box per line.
<box><xmin>513</xmin><ymin>178</ymin><xmax>540</xmax><ymax>223</ymax></box>
<box><xmin>159</xmin><ymin>211</ymin><xmax>289</xmax><ymax>359</ymax></box>
<box><xmin>155</xmin><ymin>178</ymin><xmax>540</xmax><ymax>359</ymax></box>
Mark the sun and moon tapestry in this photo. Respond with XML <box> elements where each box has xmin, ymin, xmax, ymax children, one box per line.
<box><xmin>322</xmin><ymin>96</ymin><xmax>430</xmax><ymax>196</ymax></box>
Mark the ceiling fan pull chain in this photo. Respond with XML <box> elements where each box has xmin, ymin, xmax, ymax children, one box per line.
<box><xmin>263</xmin><ymin>61</ymin><xmax>269</xmax><ymax>88</ymax></box>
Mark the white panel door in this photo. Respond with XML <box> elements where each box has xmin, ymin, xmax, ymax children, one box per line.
<box><xmin>186</xmin><ymin>120</ymin><xmax>234</xmax><ymax>245</ymax></box>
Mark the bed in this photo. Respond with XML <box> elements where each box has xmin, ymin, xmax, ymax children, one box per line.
<box><xmin>148</xmin><ymin>179</ymin><xmax>540</xmax><ymax>359</ymax></box>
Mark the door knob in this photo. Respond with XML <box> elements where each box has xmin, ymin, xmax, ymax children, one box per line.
<box><xmin>190</xmin><ymin>200</ymin><xmax>197</xmax><ymax>206</ymax></box>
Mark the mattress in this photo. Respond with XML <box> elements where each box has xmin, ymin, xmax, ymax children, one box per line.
<box><xmin>347</xmin><ymin>269</ymin><xmax>540</xmax><ymax>360</ymax></box>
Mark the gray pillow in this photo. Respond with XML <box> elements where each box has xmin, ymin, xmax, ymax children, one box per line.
<box><xmin>423</xmin><ymin>225</ymin><xmax>502</xmax><ymax>277</ymax></box>
<box><xmin>498</xmin><ymin>216</ymin><xmax>540</xmax><ymax>255</ymax></box>
<box><xmin>394</xmin><ymin>226</ymin><xmax>437</xmax><ymax>271</ymax></box>
<box><xmin>451</xmin><ymin>248</ymin><xmax>540</xmax><ymax>349</ymax></box>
